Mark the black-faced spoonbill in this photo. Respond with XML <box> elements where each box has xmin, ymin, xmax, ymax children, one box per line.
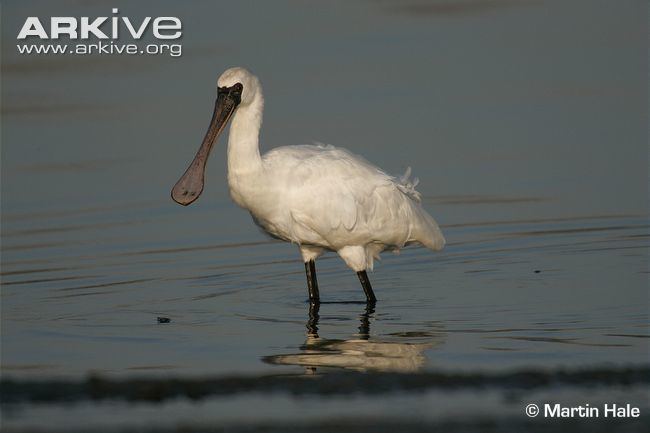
<box><xmin>171</xmin><ymin>67</ymin><xmax>445</xmax><ymax>304</ymax></box>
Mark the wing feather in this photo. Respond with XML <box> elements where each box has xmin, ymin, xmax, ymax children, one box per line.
<box><xmin>263</xmin><ymin>143</ymin><xmax>440</xmax><ymax>249</ymax></box>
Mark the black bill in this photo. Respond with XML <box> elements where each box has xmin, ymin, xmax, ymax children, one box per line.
<box><xmin>171</xmin><ymin>84</ymin><xmax>242</xmax><ymax>206</ymax></box>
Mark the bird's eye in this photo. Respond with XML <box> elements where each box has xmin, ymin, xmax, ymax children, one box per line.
<box><xmin>232</xmin><ymin>83</ymin><xmax>243</xmax><ymax>93</ymax></box>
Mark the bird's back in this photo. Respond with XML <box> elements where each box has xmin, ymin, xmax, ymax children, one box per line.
<box><xmin>259</xmin><ymin>144</ymin><xmax>445</xmax><ymax>252</ymax></box>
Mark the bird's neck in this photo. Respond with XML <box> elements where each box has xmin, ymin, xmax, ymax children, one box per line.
<box><xmin>227</xmin><ymin>91</ymin><xmax>264</xmax><ymax>176</ymax></box>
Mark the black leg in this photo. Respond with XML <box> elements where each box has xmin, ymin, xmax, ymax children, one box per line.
<box><xmin>306</xmin><ymin>301</ymin><xmax>320</xmax><ymax>337</ymax></box>
<box><xmin>305</xmin><ymin>259</ymin><xmax>320</xmax><ymax>303</ymax></box>
<box><xmin>357</xmin><ymin>270</ymin><xmax>377</xmax><ymax>303</ymax></box>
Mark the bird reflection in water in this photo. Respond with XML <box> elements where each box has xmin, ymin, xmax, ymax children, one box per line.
<box><xmin>264</xmin><ymin>303</ymin><xmax>441</xmax><ymax>373</ymax></box>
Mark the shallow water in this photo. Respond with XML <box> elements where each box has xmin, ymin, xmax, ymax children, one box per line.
<box><xmin>1</xmin><ymin>0</ymin><xmax>648</xmax><ymax>431</ymax></box>
<box><xmin>2</xmin><ymin>202</ymin><xmax>647</xmax><ymax>378</ymax></box>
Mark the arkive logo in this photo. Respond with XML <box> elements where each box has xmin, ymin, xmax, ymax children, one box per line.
<box><xmin>17</xmin><ymin>8</ymin><xmax>181</xmax><ymax>40</ymax></box>
<box><xmin>16</xmin><ymin>8</ymin><xmax>183</xmax><ymax>57</ymax></box>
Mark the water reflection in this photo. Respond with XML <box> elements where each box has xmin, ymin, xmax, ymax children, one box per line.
<box><xmin>264</xmin><ymin>303</ymin><xmax>442</xmax><ymax>373</ymax></box>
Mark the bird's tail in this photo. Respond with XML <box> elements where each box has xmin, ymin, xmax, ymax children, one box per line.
<box><xmin>396</xmin><ymin>167</ymin><xmax>445</xmax><ymax>251</ymax></box>
<box><xmin>413</xmin><ymin>205</ymin><xmax>445</xmax><ymax>251</ymax></box>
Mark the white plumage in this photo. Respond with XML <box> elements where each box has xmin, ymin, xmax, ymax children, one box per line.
<box><xmin>254</xmin><ymin>143</ymin><xmax>444</xmax><ymax>271</ymax></box>
<box><xmin>172</xmin><ymin>67</ymin><xmax>445</xmax><ymax>301</ymax></box>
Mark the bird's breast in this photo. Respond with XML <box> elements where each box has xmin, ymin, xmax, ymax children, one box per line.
<box><xmin>227</xmin><ymin>169</ymin><xmax>266</xmax><ymax>210</ymax></box>
<box><xmin>227</xmin><ymin>170</ymin><xmax>285</xmax><ymax>228</ymax></box>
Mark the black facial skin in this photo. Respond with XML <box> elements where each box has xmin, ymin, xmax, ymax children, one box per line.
<box><xmin>171</xmin><ymin>82</ymin><xmax>244</xmax><ymax>206</ymax></box>
<box><xmin>219</xmin><ymin>82</ymin><xmax>243</xmax><ymax>105</ymax></box>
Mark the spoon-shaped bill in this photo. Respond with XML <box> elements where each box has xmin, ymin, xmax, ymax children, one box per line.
<box><xmin>171</xmin><ymin>90</ymin><xmax>240</xmax><ymax>206</ymax></box>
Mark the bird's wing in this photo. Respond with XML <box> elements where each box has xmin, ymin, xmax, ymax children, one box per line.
<box><xmin>263</xmin><ymin>144</ymin><xmax>406</xmax><ymax>238</ymax></box>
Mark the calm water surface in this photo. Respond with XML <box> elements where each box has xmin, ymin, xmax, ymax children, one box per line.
<box><xmin>1</xmin><ymin>0</ymin><xmax>647</xmax><ymax>431</ymax></box>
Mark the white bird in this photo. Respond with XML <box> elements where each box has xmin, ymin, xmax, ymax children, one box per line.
<box><xmin>172</xmin><ymin>67</ymin><xmax>445</xmax><ymax>304</ymax></box>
